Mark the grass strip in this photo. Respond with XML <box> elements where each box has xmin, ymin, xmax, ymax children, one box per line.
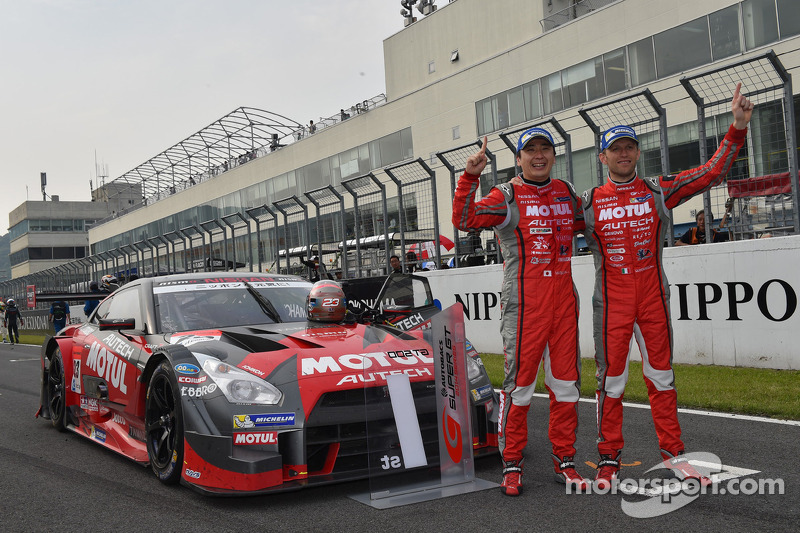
<box><xmin>479</xmin><ymin>353</ymin><xmax>800</xmax><ymax>421</ymax></box>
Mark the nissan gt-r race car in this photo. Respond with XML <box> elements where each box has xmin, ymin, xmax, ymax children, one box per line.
<box><xmin>37</xmin><ymin>272</ymin><xmax>498</xmax><ymax>495</ymax></box>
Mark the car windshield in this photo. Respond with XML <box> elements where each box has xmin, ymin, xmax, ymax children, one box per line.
<box><xmin>154</xmin><ymin>279</ymin><xmax>311</xmax><ymax>332</ymax></box>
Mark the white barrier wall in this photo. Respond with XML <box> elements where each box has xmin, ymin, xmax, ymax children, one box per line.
<box><xmin>421</xmin><ymin>235</ymin><xmax>800</xmax><ymax>370</ymax></box>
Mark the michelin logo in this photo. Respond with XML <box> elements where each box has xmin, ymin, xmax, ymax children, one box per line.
<box><xmin>233</xmin><ymin>413</ymin><xmax>296</xmax><ymax>429</ymax></box>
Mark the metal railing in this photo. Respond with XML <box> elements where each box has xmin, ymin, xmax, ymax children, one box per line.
<box><xmin>540</xmin><ymin>0</ymin><xmax>619</xmax><ymax>32</ymax></box>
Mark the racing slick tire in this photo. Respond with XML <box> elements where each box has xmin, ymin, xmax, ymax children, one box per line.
<box><xmin>46</xmin><ymin>348</ymin><xmax>67</xmax><ymax>432</ymax></box>
<box><xmin>145</xmin><ymin>359</ymin><xmax>185</xmax><ymax>485</ymax></box>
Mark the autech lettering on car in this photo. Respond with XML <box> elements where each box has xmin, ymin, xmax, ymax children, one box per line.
<box><xmin>394</xmin><ymin>313</ymin><xmax>426</xmax><ymax>331</ymax></box>
<box><xmin>234</xmin><ymin>432</ymin><xmax>278</xmax><ymax>445</ymax></box>
<box><xmin>335</xmin><ymin>367</ymin><xmax>433</xmax><ymax>386</ymax></box>
<box><xmin>233</xmin><ymin>413</ymin><xmax>296</xmax><ymax>429</ymax></box>
<box><xmin>85</xmin><ymin>341</ymin><xmax>128</xmax><ymax>394</ymax></box>
<box><xmin>101</xmin><ymin>333</ymin><xmax>135</xmax><ymax>360</ymax></box>
<box><xmin>174</xmin><ymin>363</ymin><xmax>200</xmax><ymax>375</ymax></box>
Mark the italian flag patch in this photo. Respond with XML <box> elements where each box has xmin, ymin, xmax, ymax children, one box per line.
<box><xmin>621</xmin><ymin>267</ymin><xmax>630</xmax><ymax>274</ymax></box>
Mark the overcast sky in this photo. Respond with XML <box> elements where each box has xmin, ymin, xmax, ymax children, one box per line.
<box><xmin>0</xmin><ymin>0</ymin><xmax>406</xmax><ymax>232</ymax></box>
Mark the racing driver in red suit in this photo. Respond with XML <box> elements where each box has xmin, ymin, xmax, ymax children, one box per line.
<box><xmin>452</xmin><ymin>128</ymin><xmax>587</xmax><ymax>496</ymax></box>
<box><xmin>583</xmin><ymin>83</ymin><xmax>753</xmax><ymax>488</ymax></box>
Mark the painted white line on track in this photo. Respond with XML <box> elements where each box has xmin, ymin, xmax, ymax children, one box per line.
<box><xmin>10</xmin><ymin>358</ymin><xmax>39</xmax><ymax>362</ymax></box>
<box><xmin>525</xmin><ymin>392</ymin><xmax>800</xmax><ymax>427</ymax></box>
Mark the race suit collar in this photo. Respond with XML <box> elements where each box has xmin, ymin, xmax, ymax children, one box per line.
<box><xmin>608</xmin><ymin>174</ymin><xmax>638</xmax><ymax>188</ymax></box>
<box><xmin>521</xmin><ymin>176</ymin><xmax>552</xmax><ymax>187</ymax></box>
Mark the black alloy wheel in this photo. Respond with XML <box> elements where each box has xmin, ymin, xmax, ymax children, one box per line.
<box><xmin>145</xmin><ymin>360</ymin><xmax>184</xmax><ymax>484</ymax></box>
<box><xmin>47</xmin><ymin>349</ymin><xmax>67</xmax><ymax>431</ymax></box>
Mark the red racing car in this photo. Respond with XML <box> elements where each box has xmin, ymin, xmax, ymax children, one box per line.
<box><xmin>37</xmin><ymin>272</ymin><xmax>498</xmax><ymax>495</ymax></box>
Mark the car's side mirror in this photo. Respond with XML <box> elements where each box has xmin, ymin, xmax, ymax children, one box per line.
<box><xmin>98</xmin><ymin>318</ymin><xmax>136</xmax><ymax>331</ymax></box>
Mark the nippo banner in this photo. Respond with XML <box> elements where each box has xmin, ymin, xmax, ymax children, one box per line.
<box><xmin>423</xmin><ymin>235</ymin><xmax>800</xmax><ymax>370</ymax></box>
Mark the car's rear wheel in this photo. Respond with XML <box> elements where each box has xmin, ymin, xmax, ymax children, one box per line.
<box><xmin>145</xmin><ymin>360</ymin><xmax>184</xmax><ymax>484</ymax></box>
<box><xmin>47</xmin><ymin>348</ymin><xmax>67</xmax><ymax>431</ymax></box>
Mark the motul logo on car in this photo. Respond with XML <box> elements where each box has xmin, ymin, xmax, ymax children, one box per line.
<box><xmin>86</xmin><ymin>341</ymin><xmax>128</xmax><ymax>394</ymax></box>
<box><xmin>598</xmin><ymin>203</ymin><xmax>652</xmax><ymax>221</ymax></box>
<box><xmin>301</xmin><ymin>351</ymin><xmax>434</xmax><ymax>375</ymax></box>
<box><xmin>525</xmin><ymin>204</ymin><xmax>572</xmax><ymax>217</ymax></box>
<box><xmin>234</xmin><ymin>432</ymin><xmax>278</xmax><ymax>445</ymax></box>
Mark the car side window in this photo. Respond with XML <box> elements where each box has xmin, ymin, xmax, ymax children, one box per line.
<box><xmin>92</xmin><ymin>296</ymin><xmax>113</xmax><ymax>323</ymax></box>
<box><xmin>105</xmin><ymin>287</ymin><xmax>144</xmax><ymax>331</ymax></box>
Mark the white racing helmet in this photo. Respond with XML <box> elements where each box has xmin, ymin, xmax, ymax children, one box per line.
<box><xmin>306</xmin><ymin>280</ymin><xmax>347</xmax><ymax>323</ymax></box>
<box><xmin>101</xmin><ymin>274</ymin><xmax>119</xmax><ymax>292</ymax></box>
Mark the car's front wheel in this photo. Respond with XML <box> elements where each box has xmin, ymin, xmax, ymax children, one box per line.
<box><xmin>145</xmin><ymin>360</ymin><xmax>184</xmax><ymax>484</ymax></box>
<box><xmin>47</xmin><ymin>348</ymin><xmax>67</xmax><ymax>431</ymax></box>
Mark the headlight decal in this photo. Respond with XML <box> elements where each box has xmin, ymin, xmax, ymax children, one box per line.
<box><xmin>193</xmin><ymin>353</ymin><xmax>283</xmax><ymax>405</ymax></box>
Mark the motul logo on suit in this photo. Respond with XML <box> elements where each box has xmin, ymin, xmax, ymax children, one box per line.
<box><xmin>598</xmin><ymin>203</ymin><xmax>652</xmax><ymax>220</ymax></box>
<box><xmin>525</xmin><ymin>204</ymin><xmax>572</xmax><ymax>217</ymax></box>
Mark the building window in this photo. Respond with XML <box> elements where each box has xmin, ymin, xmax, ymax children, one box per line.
<box><xmin>628</xmin><ymin>37</ymin><xmax>656</xmax><ymax>87</ymax></box>
<box><xmin>543</xmin><ymin>72</ymin><xmax>564</xmax><ymax>115</ymax></box>
<box><xmin>709</xmin><ymin>5</ymin><xmax>741</xmax><ymax>61</ymax></box>
<box><xmin>654</xmin><ymin>17</ymin><xmax>712</xmax><ymax>79</ymax></box>
<box><xmin>777</xmin><ymin>0</ymin><xmax>800</xmax><ymax>38</ymax></box>
<box><xmin>563</xmin><ymin>57</ymin><xmax>605</xmax><ymax>108</ymax></box>
<box><xmin>522</xmin><ymin>80</ymin><xmax>543</xmax><ymax>121</ymax></box>
<box><xmin>51</xmin><ymin>219</ymin><xmax>74</xmax><ymax>232</ymax></box>
<box><xmin>30</xmin><ymin>220</ymin><xmax>51</xmax><ymax>232</ymax></box>
<box><xmin>508</xmin><ymin>87</ymin><xmax>525</xmax><ymax>128</ymax></box>
<box><xmin>603</xmin><ymin>48</ymin><xmax>627</xmax><ymax>95</ymax></box>
<box><xmin>742</xmin><ymin>0</ymin><xmax>779</xmax><ymax>50</ymax></box>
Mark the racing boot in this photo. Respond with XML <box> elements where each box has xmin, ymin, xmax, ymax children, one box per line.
<box><xmin>552</xmin><ymin>454</ymin><xmax>590</xmax><ymax>492</ymax></box>
<box><xmin>594</xmin><ymin>452</ymin><xmax>620</xmax><ymax>491</ymax></box>
<box><xmin>500</xmin><ymin>459</ymin><xmax>524</xmax><ymax>496</ymax></box>
<box><xmin>661</xmin><ymin>450</ymin><xmax>712</xmax><ymax>487</ymax></box>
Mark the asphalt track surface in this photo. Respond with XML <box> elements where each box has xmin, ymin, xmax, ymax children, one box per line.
<box><xmin>2</xmin><ymin>342</ymin><xmax>798</xmax><ymax>532</ymax></box>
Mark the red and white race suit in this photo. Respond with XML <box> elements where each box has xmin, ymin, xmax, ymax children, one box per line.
<box><xmin>452</xmin><ymin>173</ymin><xmax>584</xmax><ymax>462</ymax></box>
<box><xmin>581</xmin><ymin>125</ymin><xmax>747</xmax><ymax>459</ymax></box>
